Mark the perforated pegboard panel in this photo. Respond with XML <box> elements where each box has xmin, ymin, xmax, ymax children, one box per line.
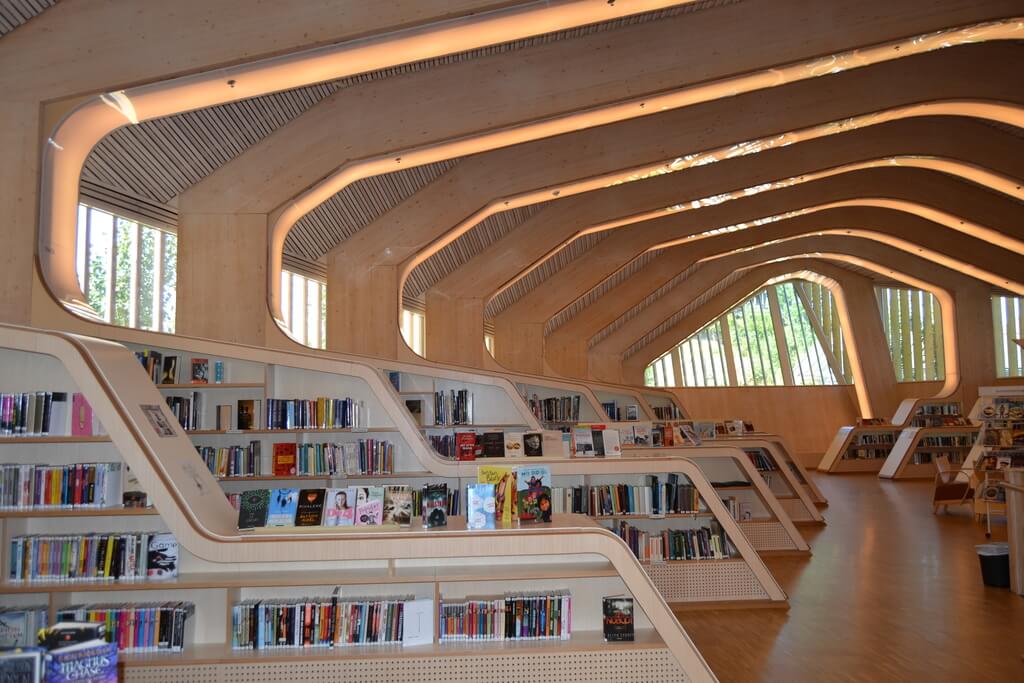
<box><xmin>646</xmin><ymin>560</ymin><xmax>770</xmax><ymax>602</ymax></box>
<box><xmin>122</xmin><ymin>649</ymin><xmax>687</xmax><ymax>682</ymax></box>
<box><xmin>737</xmin><ymin>520</ymin><xmax>796</xmax><ymax>550</ymax></box>
<box><xmin>779</xmin><ymin>497</ymin><xmax>812</xmax><ymax>521</ymax></box>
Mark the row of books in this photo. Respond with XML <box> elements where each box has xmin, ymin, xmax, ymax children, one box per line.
<box><xmin>920</xmin><ymin>434</ymin><xmax>975</xmax><ymax>448</ymax></box>
<box><xmin>270</xmin><ymin>440</ymin><xmax>395</xmax><ymax>478</ymax></box>
<box><xmin>0</xmin><ymin>606</ymin><xmax>47</xmax><ymax>647</ymax></box>
<box><xmin>56</xmin><ymin>602</ymin><xmax>194</xmax><ymax>652</ymax></box>
<box><xmin>265</xmin><ymin>397</ymin><xmax>364</xmax><ymax>431</ymax></box>
<box><xmin>911</xmin><ymin>415</ymin><xmax>971</xmax><ymax>428</ymax></box>
<box><xmin>8</xmin><ymin>532</ymin><xmax>178</xmax><ymax>583</ymax></box>
<box><xmin>911</xmin><ymin>451</ymin><xmax>964</xmax><ymax>466</ymax></box>
<box><xmin>609</xmin><ymin>520</ymin><xmax>731</xmax><ymax>562</ymax></box>
<box><xmin>196</xmin><ymin>442</ymin><xmax>262</xmax><ymax>478</ymax></box>
<box><xmin>745</xmin><ymin>450</ymin><xmax>777</xmax><ymax>472</ymax></box>
<box><xmin>165</xmin><ymin>392</ymin><xmax>202</xmax><ymax>431</ymax></box>
<box><xmin>651</xmin><ymin>405</ymin><xmax>683</xmax><ymax>420</ymax></box>
<box><xmin>232</xmin><ymin>596</ymin><xmax>433</xmax><ymax>649</ymax></box>
<box><xmin>0</xmin><ymin>391</ymin><xmax>103</xmax><ymax>437</ymax></box>
<box><xmin>977</xmin><ymin>452</ymin><xmax>1024</xmax><ymax>470</ymax></box>
<box><xmin>979</xmin><ymin>397</ymin><xmax>1024</xmax><ymax>420</ymax></box>
<box><xmin>527</xmin><ymin>394</ymin><xmax>580</xmax><ymax>423</ymax></box>
<box><xmin>438</xmin><ymin>592</ymin><xmax>572</xmax><ymax>642</ymax></box>
<box><xmin>0</xmin><ymin>462</ymin><xmax>124</xmax><ymax>509</ymax></box>
<box><xmin>981</xmin><ymin>424</ymin><xmax>1024</xmax><ymax>448</ymax></box>
<box><xmin>916</xmin><ymin>402</ymin><xmax>962</xmax><ymax>416</ymax></box>
<box><xmin>430</xmin><ymin>430</ymin><xmax>547</xmax><ymax>459</ymax></box>
<box><xmin>136</xmin><ymin>348</ymin><xmax>222</xmax><ymax>384</ymax></box>
<box><xmin>720</xmin><ymin>496</ymin><xmax>755</xmax><ymax>521</ymax></box>
<box><xmin>434</xmin><ymin>389</ymin><xmax>473</xmax><ymax>425</ymax></box>
<box><xmin>549</xmin><ymin>480</ymin><xmax>703</xmax><ymax>518</ymax></box>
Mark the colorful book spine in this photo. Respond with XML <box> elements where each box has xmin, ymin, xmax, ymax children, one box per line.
<box><xmin>56</xmin><ymin>602</ymin><xmax>194</xmax><ymax>652</ymax></box>
<box><xmin>0</xmin><ymin>462</ymin><xmax>123</xmax><ymax>509</ymax></box>
<box><xmin>231</xmin><ymin>597</ymin><xmax>410</xmax><ymax>649</ymax></box>
<box><xmin>7</xmin><ymin>532</ymin><xmax>174</xmax><ymax>583</ymax></box>
<box><xmin>438</xmin><ymin>591</ymin><xmax>571</xmax><ymax>642</ymax></box>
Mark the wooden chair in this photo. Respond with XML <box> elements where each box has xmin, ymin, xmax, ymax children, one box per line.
<box><xmin>932</xmin><ymin>454</ymin><xmax>973</xmax><ymax>514</ymax></box>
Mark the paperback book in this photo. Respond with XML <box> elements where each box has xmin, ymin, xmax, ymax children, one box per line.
<box><xmin>503</xmin><ymin>431</ymin><xmax>524</xmax><ymax>458</ymax></box>
<box><xmin>294</xmin><ymin>488</ymin><xmax>326</xmax><ymax>526</ymax></box>
<box><xmin>516</xmin><ymin>465</ymin><xmax>552</xmax><ymax>522</ymax></box>
<box><xmin>602</xmin><ymin>596</ymin><xmax>634</xmax><ymax>642</ymax></box>
<box><xmin>145</xmin><ymin>533</ymin><xmax>178</xmax><ymax>579</ymax></box>
<box><xmin>272</xmin><ymin>443</ymin><xmax>298</xmax><ymax>476</ymax></box>
<box><xmin>422</xmin><ymin>483</ymin><xmax>448</xmax><ymax>528</ymax></box>
<box><xmin>323</xmin><ymin>487</ymin><xmax>356</xmax><ymax>526</ymax></box>
<box><xmin>354</xmin><ymin>486</ymin><xmax>384</xmax><ymax>526</ymax></box>
<box><xmin>267</xmin><ymin>488</ymin><xmax>298</xmax><ymax>527</ymax></box>
<box><xmin>477</xmin><ymin>465</ymin><xmax>516</xmax><ymax>524</ymax></box>
<box><xmin>466</xmin><ymin>483</ymin><xmax>496</xmax><ymax>529</ymax></box>
<box><xmin>383</xmin><ymin>486</ymin><xmax>413</xmax><ymax>526</ymax></box>
<box><xmin>237</xmin><ymin>489</ymin><xmax>271</xmax><ymax>529</ymax></box>
<box><xmin>190</xmin><ymin>358</ymin><xmax>209</xmax><ymax>384</ymax></box>
<box><xmin>523</xmin><ymin>432</ymin><xmax>543</xmax><ymax>456</ymax></box>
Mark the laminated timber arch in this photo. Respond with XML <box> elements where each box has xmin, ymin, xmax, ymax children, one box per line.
<box><xmin>608</xmin><ymin>238</ymin><xmax>992</xmax><ymax>409</ymax></box>
<box><xmin>424</xmin><ymin>119</ymin><xmax>1024</xmax><ymax>366</ymax></box>
<box><xmin>489</xmin><ymin>167</ymin><xmax>1024</xmax><ymax>373</ymax></box>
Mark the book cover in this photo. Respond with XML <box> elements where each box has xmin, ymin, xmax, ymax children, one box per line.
<box><xmin>0</xmin><ymin>612</ymin><xmax>29</xmax><ymax>648</ymax></box>
<box><xmin>323</xmin><ymin>487</ymin><xmax>356</xmax><ymax>527</ymax></box>
<box><xmin>662</xmin><ymin>424</ymin><xmax>674</xmax><ymax>447</ymax></box>
<box><xmin>523</xmin><ymin>432</ymin><xmax>543</xmax><ymax>456</ymax></box>
<box><xmin>602</xmin><ymin>596</ymin><xmax>634</xmax><ymax>642</ymax></box>
<box><xmin>573</xmin><ymin>427</ymin><xmax>595</xmax><ymax>457</ymax></box>
<box><xmin>295</xmin><ymin>488</ymin><xmax>326</xmax><ymax>526</ymax></box>
<box><xmin>695</xmin><ymin>421</ymin><xmax>717</xmax><ymax>440</ymax></box>
<box><xmin>632</xmin><ymin>423</ymin><xmax>651</xmax><ymax>447</ymax></box>
<box><xmin>466</xmin><ymin>483</ymin><xmax>496</xmax><ymax>529</ymax></box>
<box><xmin>516</xmin><ymin>465</ymin><xmax>552</xmax><ymax>522</ymax></box>
<box><xmin>422</xmin><ymin>483</ymin><xmax>448</xmax><ymax>528</ymax></box>
<box><xmin>355</xmin><ymin>486</ymin><xmax>384</xmax><ymax>526</ymax></box>
<box><xmin>160</xmin><ymin>356</ymin><xmax>178</xmax><ymax>384</ymax></box>
<box><xmin>727</xmin><ymin>419</ymin><xmax>744</xmax><ymax>435</ymax></box>
<box><xmin>214</xmin><ymin>361</ymin><xmax>225</xmax><ymax>384</ymax></box>
<box><xmin>477</xmin><ymin>465</ymin><xmax>517</xmax><ymax>524</ymax></box>
<box><xmin>455</xmin><ymin>431</ymin><xmax>478</xmax><ymax>461</ymax></box>
<box><xmin>44</xmin><ymin>639</ymin><xmax>117</xmax><ymax>683</ymax></box>
<box><xmin>190</xmin><ymin>358</ymin><xmax>209</xmax><ymax>384</ymax></box>
<box><xmin>603</xmin><ymin>428</ymin><xmax>622</xmax><ymax>456</ymax></box>
<box><xmin>272</xmin><ymin>443</ymin><xmax>297</xmax><ymax>476</ymax></box>
<box><xmin>480</xmin><ymin>431</ymin><xmax>505</xmax><ymax>457</ymax></box>
<box><xmin>387</xmin><ymin>371</ymin><xmax>401</xmax><ymax>391</ymax></box>
<box><xmin>405</xmin><ymin>399</ymin><xmax>424</xmax><ymax>425</ymax></box>
<box><xmin>541</xmin><ymin>431</ymin><xmax>564</xmax><ymax>457</ymax></box>
<box><xmin>625</xmin><ymin>405</ymin><xmax>639</xmax><ymax>421</ymax></box>
<box><xmin>652</xmin><ymin>427</ymin><xmax>663</xmax><ymax>447</ymax></box>
<box><xmin>503</xmin><ymin>431</ymin><xmax>524</xmax><ymax>458</ymax></box>
<box><xmin>592</xmin><ymin>429</ymin><xmax>606</xmax><ymax>456</ymax></box>
<box><xmin>70</xmin><ymin>393</ymin><xmax>93</xmax><ymax>437</ymax></box>
<box><xmin>0</xmin><ymin>647</ymin><xmax>44</xmax><ymax>682</ymax></box>
<box><xmin>402</xmin><ymin>598</ymin><xmax>434</xmax><ymax>647</ymax></box>
<box><xmin>216</xmin><ymin>404</ymin><xmax>233</xmax><ymax>430</ymax></box>
<box><xmin>267</xmin><ymin>488</ymin><xmax>299</xmax><ymax>527</ymax></box>
<box><xmin>237</xmin><ymin>489</ymin><xmax>270</xmax><ymax>529</ymax></box>
<box><xmin>48</xmin><ymin>392</ymin><xmax>70</xmax><ymax>436</ymax></box>
<box><xmin>146</xmin><ymin>533</ymin><xmax>178</xmax><ymax>578</ymax></box>
<box><xmin>383</xmin><ymin>486</ymin><xmax>413</xmax><ymax>526</ymax></box>
<box><xmin>237</xmin><ymin>400</ymin><xmax>258</xmax><ymax>431</ymax></box>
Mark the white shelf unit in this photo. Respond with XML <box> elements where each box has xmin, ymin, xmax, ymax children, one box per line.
<box><xmin>709</xmin><ymin>434</ymin><xmax>827</xmax><ymax>512</ymax></box>
<box><xmin>878</xmin><ymin>425</ymin><xmax>980</xmax><ymax>480</ymax></box>
<box><xmin>639</xmin><ymin>389</ymin><xmax>687</xmax><ymax>421</ymax></box>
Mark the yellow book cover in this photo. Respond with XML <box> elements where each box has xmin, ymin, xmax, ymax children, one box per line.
<box><xmin>477</xmin><ymin>465</ymin><xmax>518</xmax><ymax>523</ymax></box>
<box><xmin>317</xmin><ymin>398</ymin><xmax>326</xmax><ymax>428</ymax></box>
<box><xmin>104</xmin><ymin>535</ymin><xmax>115</xmax><ymax>577</ymax></box>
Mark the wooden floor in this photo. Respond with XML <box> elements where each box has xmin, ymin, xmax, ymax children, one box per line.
<box><xmin>676</xmin><ymin>474</ymin><xmax>1024</xmax><ymax>682</ymax></box>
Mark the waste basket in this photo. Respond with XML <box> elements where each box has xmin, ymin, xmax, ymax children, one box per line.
<box><xmin>976</xmin><ymin>543</ymin><xmax>1011</xmax><ymax>588</ymax></box>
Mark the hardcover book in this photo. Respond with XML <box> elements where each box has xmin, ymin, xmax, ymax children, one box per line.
<box><xmin>0</xmin><ymin>647</ymin><xmax>44</xmax><ymax>682</ymax></box>
<box><xmin>422</xmin><ymin>483</ymin><xmax>448</xmax><ymax>528</ymax></box>
<box><xmin>355</xmin><ymin>486</ymin><xmax>384</xmax><ymax>526</ymax></box>
<box><xmin>602</xmin><ymin>596</ymin><xmax>634</xmax><ymax>642</ymax></box>
<box><xmin>44</xmin><ymin>639</ymin><xmax>117</xmax><ymax>683</ymax></box>
<box><xmin>516</xmin><ymin>465</ymin><xmax>552</xmax><ymax>522</ymax></box>
<box><xmin>573</xmin><ymin>427</ymin><xmax>595</xmax><ymax>457</ymax></box>
<box><xmin>477</xmin><ymin>465</ymin><xmax>516</xmax><ymax>524</ymax></box>
<box><xmin>294</xmin><ymin>488</ymin><xmax>326</xmax><ymax>526</ymax></box>
<box><xmin>503</xmin><ymin>431</ymin><xmax>524</xmax><ymax>458</ymax></box>
<box><xmin>146</xmin><ymin>533</ymin><xmax>178</xmax><ymax>579</ymax></box>
<box><xmin>695</xmin><ymin>421</ymin><xmax>717</xmax><ymax>440</ymax></box>
<box><xmin>237</xmin><ymin>400</ymin><xmax>259</xmax><ymax>431</ymax></box>
<box><xmin>632</xmin><ymin>423</ymin><xmax>651</xmax><ymax>447</ymax></box>
<box><xmin>455</xmin><ymin>431</ymin><xmax>478</xmax><ymax>461</ymax></box>
<box><xmin>272</xmin><ymin>443</ymin><xmax>298</xmax><ymax>476</ymax></box>
<box><xmin>383</xmin><ymin>486</ymin><xmax>412</xmax><ymax>526</ymax></box>
<box><xmin>267</xmin><ymin>488</ymin><xmax>298</xmax><ymax>527</ymax></box>
<box><xmin>323</xmin><ymin>487</ymin><xmax>356</xmax><ymax>526</ymax></box>
<box><xmin>237</xmin><ymin>489</ymin><xmax>270</xmax><ymax>529</ymax></box>
<box><xmin>523</xmin><ymin>432</ymin><xmax>543</xmax><ymax>456</ymax></box>
<box><xmin>603</xmin><ymin>428</ymin><xmax>622</xmax><ymax>457</ymax></box>
<box><xmin>160</xmin><ymin>356</ymin><xmax>178</xmax><ymax>384</ymax></box>
<box><xmin>625</xmin><ymin>405</ymin><xmax>639</xmax><ymax>421</ymax></box>
<box><xmin>466</xmin><ymin>483</ymin><xmax>496</xmax><ymax>529</ymax></box>
<box><xmin>480</xmin><ymin>431</ymin><xmax>505</xmax><ymax>457</ymax></box>
<box><xmin>190</xmin><ymin>358</ymin><xmax>209</xmax><ymax>384</ymax></box>
<box><xmin>0</xmin><ymin>612</ymin><xmax>30</xmax><ymax>648</ymax></box>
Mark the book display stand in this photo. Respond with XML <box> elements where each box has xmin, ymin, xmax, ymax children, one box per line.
<box><xmin>818</xmin><ymin>399</ymin><xmax>964</xmax><ymax>474</ymax></box>
<box><xmin>878</xmin><ymin>425</ymin><xmax>980</xmax><ymax>480</ymax></box>
<box><xmin>959</xmin><ymin>387</ymin><xmax>1024</xmax><ymax>521</ymax></box>
<box><xmin>0</xmin><ymin>323</ymin><xmax>794</xmax><ymax>681</ymax></box>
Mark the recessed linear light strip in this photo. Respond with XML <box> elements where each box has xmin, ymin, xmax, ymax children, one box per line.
<box><xmin>35</xmin><ymin>0</ymin><xmax>692</xmax><ymax>318</ymax></box>
<box><xmin>488</xmin><ymin>144</ymin><xmax>1023</xmax><ymax>304</ymax></box>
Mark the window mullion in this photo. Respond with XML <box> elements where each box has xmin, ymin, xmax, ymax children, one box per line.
<box><xmin>719</xmin><ymin>316</ymin><xmax>738</xmax><ymax>386</ymax></box>
<box><xmin>766</xmin><ymin>287</ymin><xmax>794</xmax><ymax>386</ymax></box>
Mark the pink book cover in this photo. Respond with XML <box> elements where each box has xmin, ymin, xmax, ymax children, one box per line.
<box><xmin>71</xmin><ymin>392</ymin><xmax>93</xmax><ymax>436</ymax></box>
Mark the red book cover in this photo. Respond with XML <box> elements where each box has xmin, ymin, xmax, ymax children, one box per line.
<box><xmin>456</xmin><ymin>431</ymin><xmax>478</xmax><ymax>461</ymax></box>
<box><xmin>273</xmin><ymin>443</ymin><xmax>298</xmax><ymax>476</ymax></box>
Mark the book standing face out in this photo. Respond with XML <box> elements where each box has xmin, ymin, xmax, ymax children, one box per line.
<box><xmin>267</xmin><ymin>488</ymin><xmax>299</xmax><ymax>527</ymax></box>
<box><xmin>383</xmin><ymin>486</ymin><xmax>413</xmax><ymax>526</ymax></box>
<box><xmin>477</xmin><ymin>466</ymin><xmax>517</xmax><ymax>524</ymax></box>
<box><xmin>323</xmin><ymin>487</ymin><xmax>356</xmax><ymax>527</ymax></box>
<box><xmin>190</xmin><ymin>358</ymin><xmax>209</xmax><ymax>384</ymax></box>
<box><xmin>466</xmin><ymin>483</ymin><xmax>496</xmax><ymax>529</ymax></box>
<box><xmin>602</xmin><ymin>596</ymin><xmax>634</xmax><ymax>642</ymax></box>
<box><xmin>294</xmin><ymin>488</ymin><xmax>326</xmax><ymax>526</ymax></box>
<box><xmin>516</xmin><ymin>465</ymin><xmax>552</xmax><ymax>523</ymax></box>
<box><xmin>238</xmin><ymin>489</ymin><xmax>271</xmax><ymax>529</ymax></box>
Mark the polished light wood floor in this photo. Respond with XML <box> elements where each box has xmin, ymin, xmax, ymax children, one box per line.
<box><xmin>677</xmin><ymin>475</ymin><xmax>1024</xmax><ymax>682</ymax></box>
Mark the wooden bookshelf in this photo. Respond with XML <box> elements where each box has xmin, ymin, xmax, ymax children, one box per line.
<box><xmin>0</xmin><ymin>435</ymin><xmax>110</xmax><ymax>443</ymax></box>
<box><xmin>215</xmin><ymin>472</ymin><xmax>431</xmax><ymax>482</ymax></box>
<box><xmin>188</xmin><ymin>427</ymin><xmax>397</xmax><ymax>435</ymax></box>
<box><xmin>879</xmin><ymin>425</ymin><xmax>980</xmax><ymax>480</ymax></box>
<box><xmin>158</xmin><ymin>383</ymin><xmax>264</xmax><ymax>390</ymax></box>
<box><xmin>0</xmin><ymin>507</ymin><xmax>158</xmax><ymax>518</ymax></box>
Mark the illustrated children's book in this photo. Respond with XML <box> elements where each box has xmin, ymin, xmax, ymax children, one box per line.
<box><xmin>477</xmin><ymin>465</ymin><xmax>517</xmax><ymax>524</ymax></box>
<box><xmin>267</xmin><ymin>488</ymin><xmax>298</xmax><ymax>527</ymax></box>
<box><xmin>466</xmin><ymin>483</ymin><xmax>496</xmax><ymax>530</ymax></box>
<box><xmin>323</xmin><ymin>487</ymin><xmax>356</xmax><ymax>527</ymax></box>
<box><xmin>516</xmin><ymin>465</ymin><xmax>552</xmax><ymax>523</ymax></box>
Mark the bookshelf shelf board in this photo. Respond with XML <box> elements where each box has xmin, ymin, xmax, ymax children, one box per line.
<box><xmin>913</xmin><ymin>447</ymin><xmax>973</xmax><ymax>453</ymax></box>
<box><xmin>591</xmin><ymin>512</ymin><xmax>713</xmax><ymax>520</ymax></box>
<box><xmin>640</xmin><ymin>558</ymin><xmax>744</xmax><ymax>566</ymax></box>
<box><xmin>120</xmin><ymin>630</ymin><xmax>667</xmax><ymax>667</ymax></box>
<box><xmin>216</xmin><ymin>472</ymin><xmax>431</xmax><ymax>482</ymax></box>
<box><xmin>187</xmin><ymin>427</ymin><xmax>397</xmax><ymax>436</ymax></box>
<box><xmin>398</xmin><ymin>391</ymin><xmax>433</xmax><ymax>396</ymax></box>
<box><xmin>712</xmin><ymin>485</ymin><xmax>755</xmax><ymax>491</ymax></box>
<box><xmin>0</xmin><ymin>435</ymin><xmax>110</xmax><ymax>444</ymax></box>
<box><xmin>421</xmin><ymin>424</ymin><xmax>528</xmax><ymax>430</ymax></box>
<box><xmin>0</xmin><ymin>507</ymin><xmax>158</xmax><ymax>518</ymax></box>
<box><xmin>158</xmin><ymin>383</ymin><xmax>265</xmax><ymax>390</ymax></box>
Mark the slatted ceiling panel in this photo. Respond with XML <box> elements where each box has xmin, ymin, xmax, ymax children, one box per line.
<box><xmin>0</xmin><ymin>0</ymin><xmax>55</xmax><ymax>36</ymax></box>
<box><xmin>403</xmin><ymin>204</ymin><xmax>544</xmax><ymax>299</ymax></box>
<box><xmin>544</xmin><ymin>249</ymin><xmax>664</xmax><ymax>335</ymax></box>
<box><xmin>73</xmin><ymin>1</ymin><xmax>736</xmax><ymax>252</ymax></box>
<box><xmin>623</xmin><ymin>270</ymin><xmax>746</xmax><ymax>359</ymax></box>
<box><xmin>485</xmin><ymin>231</ymin><xmax>610</xmax><ymax>319</ymax></box>
<box><xmin>590</xmin><ymin>262</ymin><xmax>704</xmax><ymax>347</ymax></box>
<box><xmin>285</xmin><ymin>159</ymin><xmax>460</xmax><ymax>261</ymax></box>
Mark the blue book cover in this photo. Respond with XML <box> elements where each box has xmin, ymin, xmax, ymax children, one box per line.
<box><xmin>267</xmin><ymin>488</ymin><xmax>299</xmax><ymax>527</ymax></box>
<box><xmin>466</xmin><ymin>483</ymin><xmax>496</xmax><ymax>529</ymax></box>
<box><xmin>44</xmin><ymin>640</ymin><xmax>117</xmax><ymax>683</ymax></box>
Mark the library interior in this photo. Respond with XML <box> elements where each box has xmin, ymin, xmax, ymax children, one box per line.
<box><xmin>0</xmin><ymin>1</ymin><xmax>1022</xmax><ymax>681</ymax></box>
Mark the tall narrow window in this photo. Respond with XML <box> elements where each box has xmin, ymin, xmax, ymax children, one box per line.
<box><xmin>75</xmin><ymin>204</ymin><xmax>176</xmax><ymax>333</ymax></box>
<box><xmin>401</xmin><ymin>308</ymin><xmax>425</xmax><ymax>357</ymax></box>
<box><xmin>280</xmin><ymin>270</ymin><xmax>327</xmax><ymax>349</ymax></box>
<box><xmin>992</xmin><ymin>295</ymin><xmax>1024</xmax><ymax>377</ymax></box>
<box><xmin>875</xmin><ymin>286</ymin><xmax>944</xmax><ymax>381</ymax></box>
<box><xmin>644</xmin><ymin>280</ymin><xmax>851</xmax><ymax>387</ymax></box>
<box><xmin>484</xmin><ymin>333</ymin><xmax>495</xmax><ymax>356</ymax></box>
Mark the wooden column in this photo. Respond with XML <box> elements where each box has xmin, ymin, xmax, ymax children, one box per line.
<box><xmin>0</xmin><ymin>101</ymin><xmax>38</xmax><ymax>324</ymax></box>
